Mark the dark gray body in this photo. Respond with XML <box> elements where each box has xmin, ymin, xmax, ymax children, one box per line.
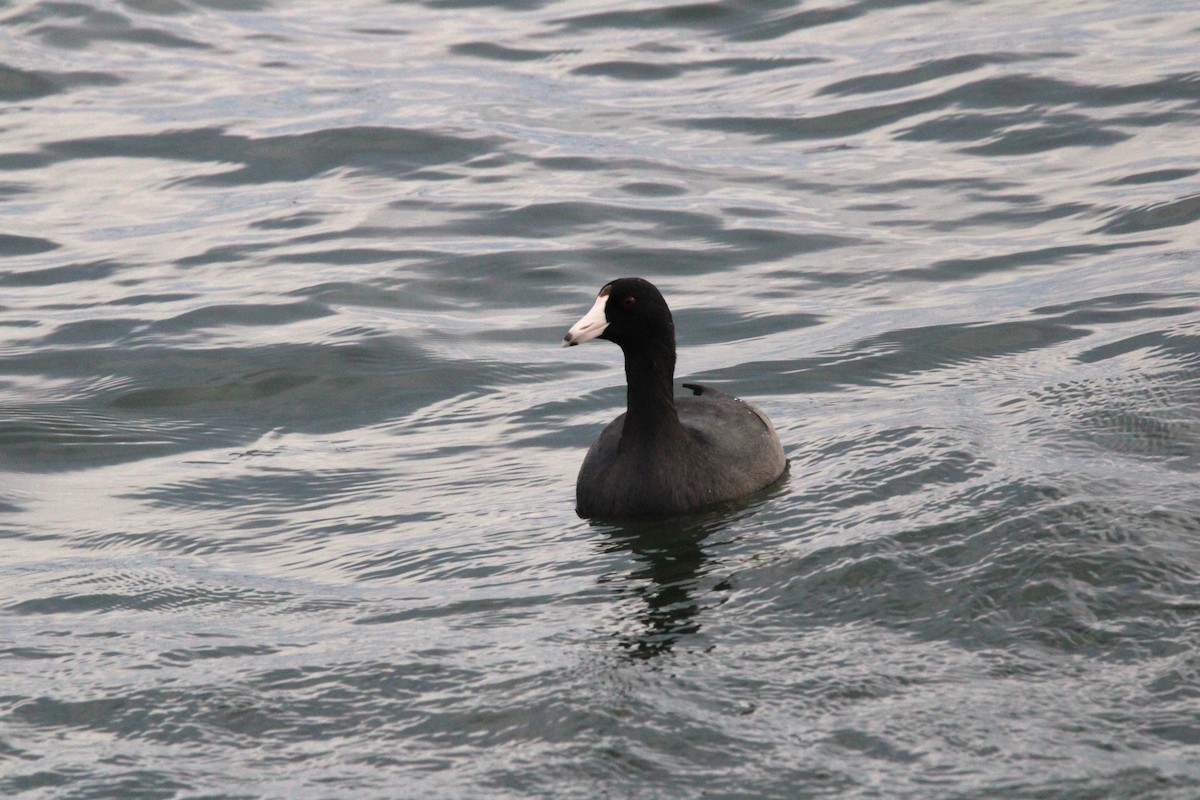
<box><xmin>575</xmin><ymin>384</ymin><xmax>786</xmax><ymax>518</ymax></box>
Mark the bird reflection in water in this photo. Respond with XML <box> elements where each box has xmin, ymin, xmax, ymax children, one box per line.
<box><xmin>593</xmin><ymin>492</ymin><xmax>784</xmax><ymax>660</ymax></box>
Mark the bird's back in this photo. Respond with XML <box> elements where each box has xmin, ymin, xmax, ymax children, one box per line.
<box><xmin>575</xmin><ymin>386</ymin><xmax>786</xmax><ymax>517</ymax></box>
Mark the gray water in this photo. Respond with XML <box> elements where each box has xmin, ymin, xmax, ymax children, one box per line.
<box><xmin>2</xmin><ymin>1</ymin><xmax>1200</xmax><ymax>797</ymax></box>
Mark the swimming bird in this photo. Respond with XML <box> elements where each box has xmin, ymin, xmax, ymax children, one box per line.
<box><xmin>563</xmin><ymin>277</ymin><xmax>786</xmax><ymax>517</ymax></box>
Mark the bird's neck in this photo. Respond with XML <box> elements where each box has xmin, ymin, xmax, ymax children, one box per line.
<box><xmin>621</xmin><ymin>335</ymin><xmax>680</xmax><ymax>440</ymax></box>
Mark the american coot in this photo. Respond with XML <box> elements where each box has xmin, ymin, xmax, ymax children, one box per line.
<box><xmin>563</xmin><ymin>277</ymin><xmax>786</xmax><ymax>518</ymax></box>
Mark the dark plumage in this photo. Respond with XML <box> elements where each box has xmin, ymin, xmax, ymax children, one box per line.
<box><xmin>563</xmin><ymin>278</ymin><xmax>786</xmax><ymax>518</ymax></box>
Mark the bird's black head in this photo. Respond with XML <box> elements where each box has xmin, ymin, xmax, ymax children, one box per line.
<box><xmin>563</xmin><ymin>277</ymin><xmax>675</xmax><ymax>353</ymax></box>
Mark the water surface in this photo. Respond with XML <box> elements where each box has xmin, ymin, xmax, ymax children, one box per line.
<box><xmin>2</xmin><ymin>1</ymin><xmax>1200</xmax><ymax>797</ymax></box>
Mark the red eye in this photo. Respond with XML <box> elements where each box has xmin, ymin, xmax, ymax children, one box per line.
<box><xmin>622</xmin><ymin>296</ymin><xmax>636</xmax><ymax>310</ymax></box>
